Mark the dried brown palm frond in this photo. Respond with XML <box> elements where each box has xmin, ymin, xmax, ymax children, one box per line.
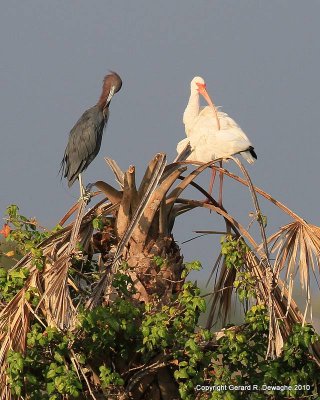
<box><xmin>269</xmin><ymin>221</ymin><xmax>320</xmax><ymax>285</ymax></box>
<box><xmin>206</xmin><ymin>255</ymin><xmax>236</xmax><ymax>327</ymax></box>
<box><xmin>0</xmin><ymin>274</ymin><xmax>36</xmax><ymax>362</ymax></box>
<box><xmin>57</xmin><ymin>191</ymin><xmax>102</xmax><ymax>226</ymax></box>
<box><xmin>105</xmin><ymin>157</ymin><xmax>125</xmax><ymax>189</ymax></box>
<box><xmin>9</xmin><ymin>196</ymin><xmax>108</xmax><ymax>274</ymax></box>
<box><xmin>173</xmin><ymin>142</ymin><xmax>192</xmax><ymax>163</ymax></box>
<box><xmin>229</xmin><ymin>156</ymin><xmax>269</xmax><ymax>261</ymax></box>
<box><xmin>265</xmin><ymin>221</ymin><xmax>320</xmax><ymax>323</ymax></box>
<box><xmin>177</xmin><ymin>159</ymin><xmax>305</xmax><ymax>223</ymax></box>
<box><xmin>0</xmin><ymin>270</ymin><xmax>42</xmax><ymax>399</ymax></box>
<box><xmin>31</xmin><ymin>196</ymin><xmax>96</xmax><ymax>330</ymax></box>
<box><xmin>40</xmin><ymin>255</ymin><xmax>76</xmax><ymax>329</ymax></box>
<box><xmin>130</xmin><ymin>164</ymin><xmax>186</xmax><ymax>248</ymax></box>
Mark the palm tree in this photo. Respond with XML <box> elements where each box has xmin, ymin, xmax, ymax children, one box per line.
<box><xmin>1</xmin><ymin>153</ymin><xmax>320</xmax><ymax>399</ymax></box>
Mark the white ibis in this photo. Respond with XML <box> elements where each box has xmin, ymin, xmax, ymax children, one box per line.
<box><xmin>177</xmin><ymin>76</ymin><xmax>257</xmax><ymax>205</ymax></box>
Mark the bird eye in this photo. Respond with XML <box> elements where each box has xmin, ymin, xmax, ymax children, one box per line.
<box><xmin>196</xmin><ymin>82</ymin><xmax>205</xmax><ymax>89</ymax></box>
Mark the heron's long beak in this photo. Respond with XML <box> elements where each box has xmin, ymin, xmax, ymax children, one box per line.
<box><xmin>106</xmin><ymin>85</ymin><xmax>115</xmax><ymax>104</ymax></box>
<box><xmin>196</xmin><ymin>83</ymin><xmax>220</xmax><ymax>130</ymax></box>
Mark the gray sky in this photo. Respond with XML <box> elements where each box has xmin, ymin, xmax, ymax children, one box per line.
<box><xmin>1</xmin><ymin>1</ymin><xmax>320</xmax><ymax>288</ymax></box>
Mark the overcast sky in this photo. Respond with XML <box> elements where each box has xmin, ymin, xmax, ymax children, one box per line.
<box><xmin>1</xmin><ymin>2</ymin><xmax>320</xmax><ymax>294</ymax></box>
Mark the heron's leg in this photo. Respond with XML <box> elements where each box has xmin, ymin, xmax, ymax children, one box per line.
<box><xmin>78</xmin><ymin>173</ymin><xmax>93</xmax><ymax>203</ymax></box>
<box><xmin>218</xmin><ymin>161</ymin><xmax>224</xmax><ymax>207</ymax></box>
<box><xmin>78</xmin><ymin>173</ymin><xmax>86</xmax><ymax>198</ymax></box>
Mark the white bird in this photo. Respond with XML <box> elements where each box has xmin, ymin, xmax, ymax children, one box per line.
<box><xmin>177</xmin><ymin>76</ymin><xmax>257</xmax><ymax>204</ymax></box>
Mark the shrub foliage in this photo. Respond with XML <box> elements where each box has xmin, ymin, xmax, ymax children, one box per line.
<box><xmin>1</xmin><ymin>156</ymin><xmax>320</xmax><ymax>399</ymax></box>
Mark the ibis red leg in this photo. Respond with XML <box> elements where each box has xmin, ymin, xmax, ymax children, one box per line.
<box><xmin>218</xmin><ymin>161</ymin><xmax>224</xmax><ymax>207</ymax></box>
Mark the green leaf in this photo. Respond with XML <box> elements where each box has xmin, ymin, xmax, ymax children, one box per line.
<box><xmin>47</xmin><ymin>381</ymin><xmax>56</xmax><ymax>394</ymax></box>
<box><xmin>176</xmin><ymin>368</ymin><xmax>189</xmax><ymax>379</ymax></box>
<box><xmin>92</xmin><ymin>217</ymin><xmax>104</xmax><ymax>230</ymax></box>
<box><xmin>47</xmin><ymin>369</ymin><xmax>56</xmax><ymax>379</ymax></box>
<box><xmin>53</xmin><ymin>352</ymin><xmax>63</xmax><ymax>364</ymax></box>
<box><xmin>236</xmin><ymin>334</ymin><xmax>246</xmax><ymax>343</ymax></box>
<box><xmin>179</xmin><ymin>361</ymin><xmax>188</xmax><ymax>367</ymax></box>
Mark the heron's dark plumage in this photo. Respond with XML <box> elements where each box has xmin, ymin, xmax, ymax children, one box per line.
<box><xmin>60</xmin><ymin>72</ymin><xmax>122</xmax><ymax>187</ymax></box>
<box><xmin>60</xmin><ymin>106</ymin><xmax>106</xmax><ymax>187</ymax></box>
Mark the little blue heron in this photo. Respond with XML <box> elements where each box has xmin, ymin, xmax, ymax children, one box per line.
<box><xmin>60</xmin><ymin>71</ymin><xmax>122</xmax><ymax>197</ymax></box>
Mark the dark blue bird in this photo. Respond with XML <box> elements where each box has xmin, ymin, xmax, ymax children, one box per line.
<box><xmin>60</xmin><ymin>72</ymin><xmax>122</xmax><ymax>196</ymax></box>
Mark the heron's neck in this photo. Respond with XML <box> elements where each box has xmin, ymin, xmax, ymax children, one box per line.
<box><xmin>183</xmin><ymin>91</ymin><xmax>200</xmax><ymax>135</ymax></box>
<box><xmin>97</xmin><ymin>92</ymin><xmax>109</xmax><ymax>111</ymax></box>
<box><xmin>97</xmin><ymin>81</ymin><xmax>112</xmax><ymax>111</ymax></box>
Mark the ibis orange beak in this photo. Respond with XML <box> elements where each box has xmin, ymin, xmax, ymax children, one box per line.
<box><xmin>196</xmin><ymin>82</ymin><xmax>220</xmax><ymax>130</ymax></box>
